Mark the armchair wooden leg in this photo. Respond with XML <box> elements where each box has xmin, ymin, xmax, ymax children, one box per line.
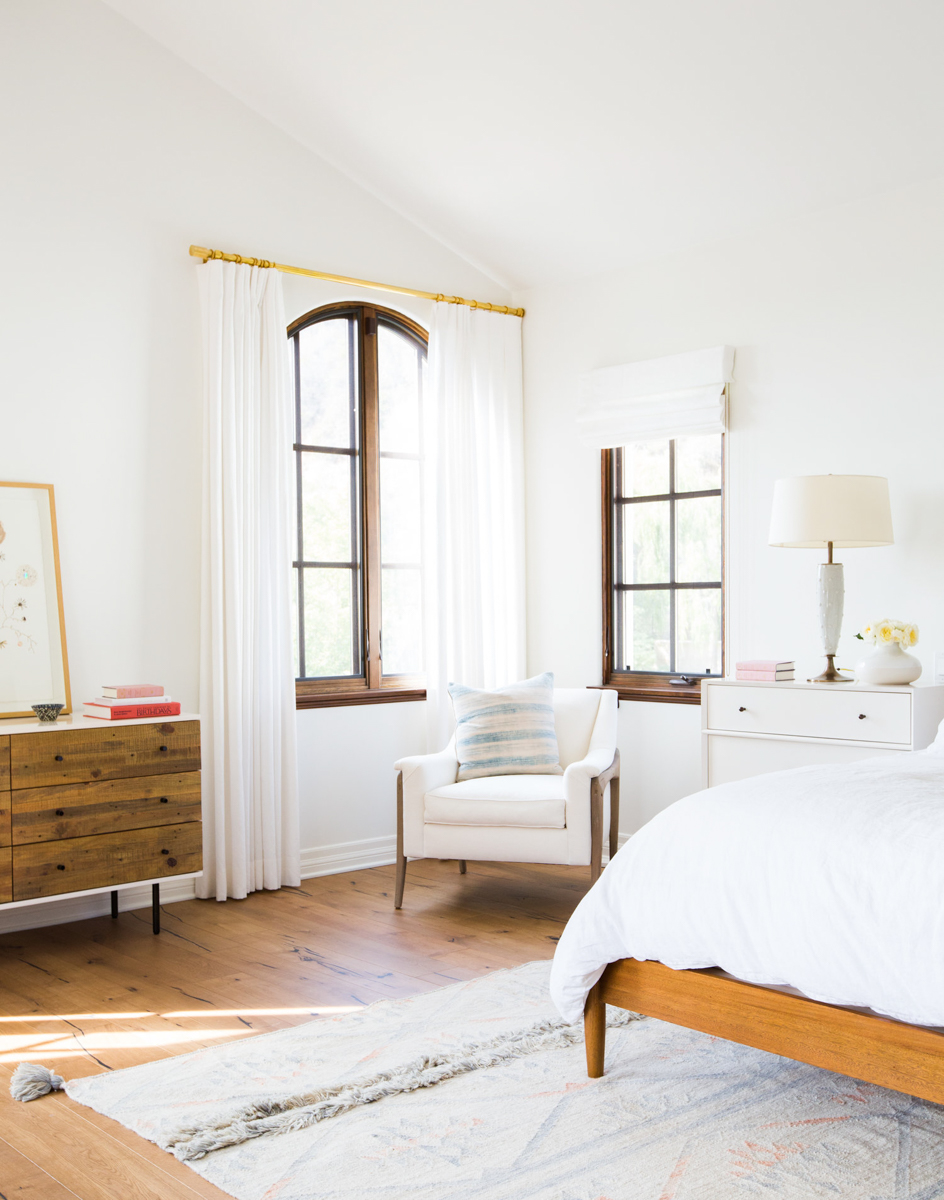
<box><xmin>585</xmin><ymin>981</ymin><xmax>606</xmax><ymax>1078</ymax></box>
<box><xmin>590</xmin><ymin>775</ymin><xmax>604</xmax><ymax>885</ymax></box>
<box><xmin>608</xmin><ymin>751</ymin><xmax>620</xmax><ymax>863</ymax></box>
<box><xmin>458</xmin><ymin>860</ymin><xmax>467</xmax><ymax>874</ymax></box>
<box><xmin>395</xmin><ymin>771</ymin><xmax>406</xmax><ymax>910</ymax></box>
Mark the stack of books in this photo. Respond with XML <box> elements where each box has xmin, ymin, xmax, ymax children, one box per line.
<box><xmin>735</xmin><ymin>660</ymin><xmax>795</xmax><ymax>681</ymax></box>
<box><xmin>83</xmin><ymin>685</ymin><xmax>181</xmax><ymax>720</ymax></box>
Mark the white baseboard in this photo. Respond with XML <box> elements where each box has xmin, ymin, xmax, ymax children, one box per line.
<box><xmin>300</xmin><ymin>834</ymin><xmax>397</xmax><ymax>879</ymax></box>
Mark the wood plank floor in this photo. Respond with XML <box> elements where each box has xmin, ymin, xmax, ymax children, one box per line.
<box><xmin>0</xmin><ymin>858</ymin><xmax>590</xmax><ymax>1198</ymax></box>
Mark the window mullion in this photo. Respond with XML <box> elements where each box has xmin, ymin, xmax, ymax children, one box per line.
<box><xmin>361</xmin><ymin>307</ymin><xmax>382</xmax><ymax>690</ymax></box>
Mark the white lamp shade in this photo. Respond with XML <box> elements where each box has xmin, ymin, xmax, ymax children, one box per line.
<box><xmin>768</xmin><ymin>475</ymin><xmax>893</xmax><ymax>548</ymax></box>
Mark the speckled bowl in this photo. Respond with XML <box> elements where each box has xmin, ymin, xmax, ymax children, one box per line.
<box><xmin>31</xmin><ymin>702</ymin><xmax>65</xmax><ymax>722</ymax></box>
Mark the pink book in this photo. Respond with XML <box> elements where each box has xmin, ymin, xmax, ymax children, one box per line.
<box><xmin>735</xmin><ymin>660</ymin><xmax>794</xmax><ymax>672</ymax></box>
<box><xmin>101</xmin><ymin>684</ymin><xmax>164</xmax><ymax>698</ymax></box>
<box><xmin>736</xmin><ymin>670</ymin><xmax>794</xmax><ymax>680</ymax></box>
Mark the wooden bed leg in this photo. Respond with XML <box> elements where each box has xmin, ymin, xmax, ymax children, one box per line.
<box><xmin>395</xmin><ymin>772</ymin><xmax>407</xmax><ymax>909</ymax></box>
<box><xmin>585</xmin><ymin>981</ymin><xmax>606</xmax><ymax>1078</ymax></box>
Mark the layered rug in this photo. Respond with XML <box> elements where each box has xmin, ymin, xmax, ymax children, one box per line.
<box><xmin>62</xmin><ymin>960</ymin><xmax>944</xmax><ymax>1199</ymax></box>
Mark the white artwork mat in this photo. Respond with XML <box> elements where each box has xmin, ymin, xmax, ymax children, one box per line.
<box><xmin>0</xmin><ymin>485</ymin><xmax>69</xmax><ymax>714</ymax></box>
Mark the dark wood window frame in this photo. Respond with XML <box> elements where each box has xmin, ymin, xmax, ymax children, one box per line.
<box><xmin>600</xmin><ymin>436</ymin><xmax>725</xmax><ymax>706</ymax></box>
<box><xmin>290</xmin><ymin>301</ymin><xmax>427</xmax><ymax>710</ymax></box>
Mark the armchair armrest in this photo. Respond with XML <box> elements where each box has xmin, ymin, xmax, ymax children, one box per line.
<box><xmin>562</xmin><ymin>748</ymin><xmax>620</xmax><ymax>874</ymax></box>
<box><xmin>395</xmin><ymin>745</ymin><xmax>458</xmax><ymax>859</ymax></box>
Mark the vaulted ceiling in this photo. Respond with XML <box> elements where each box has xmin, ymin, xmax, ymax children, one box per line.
<box><xmin>103</xmin><ymin>0</ymin><xmax>944</xmax><ymax>289</ymax></box>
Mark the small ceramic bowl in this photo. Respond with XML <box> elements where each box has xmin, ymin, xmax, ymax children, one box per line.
<box><xmin>32</xmin><ymin>702</ymin><xmax>65</xmax><ymax>722</ymax></box>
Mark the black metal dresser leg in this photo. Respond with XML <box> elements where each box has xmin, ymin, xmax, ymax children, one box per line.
<box><xmin>111</xmin><ymin>890</ymin><xmax>119</xmax><ymax>919</ymax></box>
<box><xmin>152</xmin><ymin>883</ymin><xmax>160</xmax><ymax>934</ymax></box>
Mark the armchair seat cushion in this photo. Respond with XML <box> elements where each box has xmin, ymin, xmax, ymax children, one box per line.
<box><xmin>424</xmin><ymin>775</ymin><xmax>566</xmax><ymax>829</ymax></box>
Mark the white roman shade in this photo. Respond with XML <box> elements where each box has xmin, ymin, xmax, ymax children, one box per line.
<box><xmin>578</xmin><ymin>345</ymin><xmax>735</xmax><ymax>448</ymax></box>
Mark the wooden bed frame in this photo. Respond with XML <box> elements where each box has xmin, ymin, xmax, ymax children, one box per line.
<box><xmin>584</xmin><ymin>958</ymin><xmax>944</xmax><ymax>1104</ymax></box>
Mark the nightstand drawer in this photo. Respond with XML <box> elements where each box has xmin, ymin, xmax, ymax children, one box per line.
<box><xmin>13</xmin><ymin>821</ymin><xmax>203</xmax><ymax>901</ymax></box>
<box><xmin>10</xmin><ymin>721</ymin><xmax>200</xmax><ymax>788</ymax></box>
<box><xmin>706</xmin><ymin>685</ymin><xmax>912</xmax><ymax>744</ymax></box>
<box><xmin>11</xmin><ymin>773</ymin><xmax>201</xmax><ymax>843</ymax></box>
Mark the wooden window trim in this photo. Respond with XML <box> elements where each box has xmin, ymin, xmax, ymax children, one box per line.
<box><xmin>600</xmin><ymin>440</ymin><xmax>725</xmax><ymax>706</ymax></box>
<box><xmin>290</xmin><ymin>302</ymin><xmax>428</xmax><ymax>709</ymax></box>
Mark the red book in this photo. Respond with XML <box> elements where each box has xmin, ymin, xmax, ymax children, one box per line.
<box><xmin>101</xmin><ymin>684</ymin><xmax>164</xmax><ymax>698</ymax></box>
<box><xmin>83</xmin><ymin>701</ymin><xmax>181</xmax><ymax>720</ymax></box>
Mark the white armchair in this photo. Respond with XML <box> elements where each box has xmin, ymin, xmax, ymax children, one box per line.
<box><xmin>393</xmin><ymin>688</ymin><xmax>619</xmax><ymax>908</ymax></box>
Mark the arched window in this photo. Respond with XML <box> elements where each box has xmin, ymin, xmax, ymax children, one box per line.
<box><xmin>288</xmin><ymin>302</ymin><xmax>427</xmax><ymax>707</ymax></box>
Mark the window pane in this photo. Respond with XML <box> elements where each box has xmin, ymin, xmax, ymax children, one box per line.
<box><xmin>380</xmin><ymin>458</ymin><xmax>421</xmax><ymax>565</ymax></box>
<box><xmin>619</xmin><ymin>500</ymin><xmax>669</xmax><ymax>584</ymax></box>
<box><xmin>622</xmin><ymin>441</ymin><xmax>668</xmax><ymax>497</ymax></box>
<box><xmin>292</xmin><ymin>566</ymin><xmax>300</xmax><ymax>677</ymax></box>
<box><xmin>298</xmin><ymin>318</ymin><xmax>356</xmax><ymax>448</ymax></box>
<box><xmin>676</xmin><ymin>589</ymin><xmax>722</xmax><ymax>675</ymax></box>
<box><xmin>382</xmin><ymin>568</ymin><xmax>423</xmax><ymax>676</ymax></box>
<box><xmin>676</xmin><ymin>495</ymin><xmax>722</xmax><ymax>582</ymax></box>
<box><xmin>675</xmin><ymin>434</ymin><xmax>721</xmax><ymax>493</ymax></box>
<box><xmin>620</xmin><ymin>589</ymin><xmax>670</xmax><ymax>672</ymax></box>
<box><xmin>301</xmin><ymin>452</ymin><xmax>356</xmax><ymax>563</ymax></box>
<box><xmin>302</xmin><ymin>568</ymin><xmax>358</xmax><ymax>677</ymax></box>
<box><xmin>378</xmin><ymin>324</ymin><xmax>421</xmax><ymax>454</ymax></box>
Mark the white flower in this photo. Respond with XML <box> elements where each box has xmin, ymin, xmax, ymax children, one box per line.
<box><xmin>16</xmin><ymin>565</ymin><xmax>37</xmax><ymax>587</ymax></box>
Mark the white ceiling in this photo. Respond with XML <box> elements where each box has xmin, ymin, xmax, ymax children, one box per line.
<box><xmin>103</xmin><ymin>0</ymin><xmax>944</xmax><ymax>290</ymax></box>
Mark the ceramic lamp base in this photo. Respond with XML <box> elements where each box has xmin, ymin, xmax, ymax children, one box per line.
<box><xmin>809</xmin><ymin>653</ymin><xmax>853</xmax><ymax>683</ymax></box>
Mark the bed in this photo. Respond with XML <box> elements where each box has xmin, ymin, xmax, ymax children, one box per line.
<box><xmin>548</xmin><ymin>747</ymin><xmax>944</xmax><ymax>1103</ymax></box>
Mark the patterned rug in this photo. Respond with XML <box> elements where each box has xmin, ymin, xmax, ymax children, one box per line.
<box><xmin>64</xmin><ymin>960</ymin><xmax>944</xmax><ymax>1199</ymax></box>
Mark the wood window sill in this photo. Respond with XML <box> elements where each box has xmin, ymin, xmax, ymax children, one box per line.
<box><xmin>296</xmin><ymin>687</ymin><xmax>427</xmax><ymax>710</ymax></box>
<box><xmin>593</xmin><ymin>680</ymin><xmax>703</xmax><ymax>706</ymax></box>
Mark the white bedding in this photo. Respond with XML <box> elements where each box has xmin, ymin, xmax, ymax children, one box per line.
<box><xmin>549</xmin><ymin>751</ymin><xmax>944</xmax><ymax>1027</ymax></box>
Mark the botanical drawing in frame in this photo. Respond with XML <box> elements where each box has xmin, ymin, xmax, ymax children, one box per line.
<box><xmin>0</xmin><ymin>482</ymin><xmax>72</xmax><ymax>717</ymax></box>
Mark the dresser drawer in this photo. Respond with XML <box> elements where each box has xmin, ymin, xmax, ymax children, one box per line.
<box><xmin>705</xmin><ymin>685</ymin><xmax>912</xmax><ymax>745</ymax></box>
<box><xmin>0</xmin><ymin>846</ymin><xmax>9</xmax><ymax>903</ymax></box>
<box><xmin>11</xmin><ymin>772</ymin><xmax>201</xmax><ymax>844</ymax></box>
<box><xmin>706</xmin><ymin>734</ymin><xmax>904</xmax><ymax>787</ymax></box>
<box><xmin>10</xmin><ymin>721</ymin><xmax>200</xmax><ymax>788</ymax></box>
<box><xmin>0</xmin><ymin>736</ymin><xmax>9</xmax><ymax>789</ymax></box>
<box><xmin>0</xmin><ymin>792</ymin><xmax>9</xmax><ymax>848</ymax></box>
<box><xmin>13</xmin><ymin>821</ymin><xmax>203</xmax><ymax>901</ymax></box>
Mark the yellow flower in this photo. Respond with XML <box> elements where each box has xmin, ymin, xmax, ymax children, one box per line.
<box><xmin>902</xmin><ymin>623</ymin><xmax>919</xmax><ymax>647</ymax></box>
<box><xmin>874</xmin><ymin>620</ymin><xmax>895</xmax><ymax>643</ymax></box>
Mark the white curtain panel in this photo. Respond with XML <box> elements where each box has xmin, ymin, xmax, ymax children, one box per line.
<box><xmin>422</xmin><ymin>302</ymin><xmax>526</xmax><ymax>751</ymax></box>
<box><xmin>198</xmin><ymin>260</ymin><xmax>300</xmax><ymax>900</ymax></box>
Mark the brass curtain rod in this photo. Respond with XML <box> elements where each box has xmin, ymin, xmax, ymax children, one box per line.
<box><xmin>189</xmin><ymin>245</ymin><xmax>525</xmax><ymax>318</ymax></box>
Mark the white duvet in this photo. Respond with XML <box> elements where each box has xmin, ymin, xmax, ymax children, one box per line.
<box><xmin>550</xmin><ymin>751</ymin><xmax>944</xmax><ymax>1027</ymax></box>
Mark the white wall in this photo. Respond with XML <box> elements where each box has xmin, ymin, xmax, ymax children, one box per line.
<box><xmin>0</xmin><ymin>0</ymin><xmax>508</xmax><ymax>926</ymax></box>
<box><xmin>520</xmin><ymin>178</ymin><xmax>944</xmax><ymax>830</ymax></box>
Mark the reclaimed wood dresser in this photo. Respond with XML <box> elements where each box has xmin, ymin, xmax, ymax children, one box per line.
<box><xmin>0</xmin><ymin>713</ymin><xmax>202</xmax><ymax>932</ymax></box>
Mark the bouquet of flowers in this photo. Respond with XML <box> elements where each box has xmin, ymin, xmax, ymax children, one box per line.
<box><xmin>856</xmin><ymin>619</ymin><xmax>919</xmax><ymax>647</ymax></box>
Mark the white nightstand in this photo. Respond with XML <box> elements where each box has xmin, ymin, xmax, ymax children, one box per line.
<box><xmin>701</xmin><ymin>679</ymin><xmax>944</xmax><ymax>788</ymax></box>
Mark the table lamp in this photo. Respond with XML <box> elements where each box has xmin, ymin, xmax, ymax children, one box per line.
<box><xmin>768</xmin><ymin>475</ymin><xmax>893</xmax><ymax>682</ymax></box>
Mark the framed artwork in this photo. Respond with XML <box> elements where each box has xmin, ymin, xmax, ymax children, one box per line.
<box><xmin>0</xmin><ymin>482</ymin><xmax>72</xmax><ymax>718</ymax></box>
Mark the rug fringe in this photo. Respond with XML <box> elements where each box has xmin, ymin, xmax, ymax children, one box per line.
<box><xmin>165</xmin><ymin>1008</ymin><xmax>644</xmax><ymax>1161</ymax></box>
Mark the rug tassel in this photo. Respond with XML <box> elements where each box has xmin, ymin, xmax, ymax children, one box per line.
<box><xmin>10</xmin><ymin>1062</ymin><xmax>65</xmax><ymax>1102</ymax></box>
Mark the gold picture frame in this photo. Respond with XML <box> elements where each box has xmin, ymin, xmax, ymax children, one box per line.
<box><xmin>0</xmin><ymin>482</ymin><xmax>72</xmax><ymax>718</ymax></box>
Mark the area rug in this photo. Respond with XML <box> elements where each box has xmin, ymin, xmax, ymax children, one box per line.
<box><xmin>64</xmin><ymin>960</ymin><xmax>944</xmax><ymax>1199</ymax></box>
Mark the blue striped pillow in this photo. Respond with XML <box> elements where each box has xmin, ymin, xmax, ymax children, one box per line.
<box><xmin>448</xmin><ymin>672</ymin><xmax>563</xmax><ymax>782</ymax></box>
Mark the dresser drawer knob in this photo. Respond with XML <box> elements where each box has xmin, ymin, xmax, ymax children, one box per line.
<box><xmin>859</xmin><ymin>713</ymin><xmax>867</xmax><ymax>720</ymax></box>
<box><xmin>55</xmin><ymin>755</ymin><xmax>64</xmax><ymax>762</ymax></box>
<box><xmin>159</xmin><ymin>797</ymin><xmax>168</xmax><ymax>803</ymax></box>
<box><xmin>56</xmin><ymin>864</ymin><xmax>65</xmax><ymax>871</ymax></box>
<box><xmin>55</xmin><ymin>809</ymin><xmax>64</xmax><ymax>816</ymax></box>
<box><xmin>738</xmin><ymin>706</ymin><xmax>747</xmax><ymax>713</ymax></box>
<box><xmin>161</xmin><ymin>848</ymin><xmax>169</xmax><ymax>855</ymax></box>
<box><xmin>159</xmin><ymin>745</ymin><xmax>168</xmax><ymax>752</ymax></box>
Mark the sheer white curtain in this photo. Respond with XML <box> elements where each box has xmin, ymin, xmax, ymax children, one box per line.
<box><xmin>422</xmin><ymin>301</ymin><xmax>526</xmax><ymax>750</ymax></box>
<box><xmin>198</xmin><ymin>260</ymin><xmax>300</xmax><ymax>900</ymax></box>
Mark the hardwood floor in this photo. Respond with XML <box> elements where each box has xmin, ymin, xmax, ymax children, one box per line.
<box><xmin>0</xmin><ymin>858</ymin><xmax>590</xmax><ymax>1198</ymax></box>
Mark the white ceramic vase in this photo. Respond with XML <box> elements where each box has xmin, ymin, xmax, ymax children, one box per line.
<box><xmin>854</xmin><ymin>642</ymin><xmax>922</xmax><ymax>686</ymax></box>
